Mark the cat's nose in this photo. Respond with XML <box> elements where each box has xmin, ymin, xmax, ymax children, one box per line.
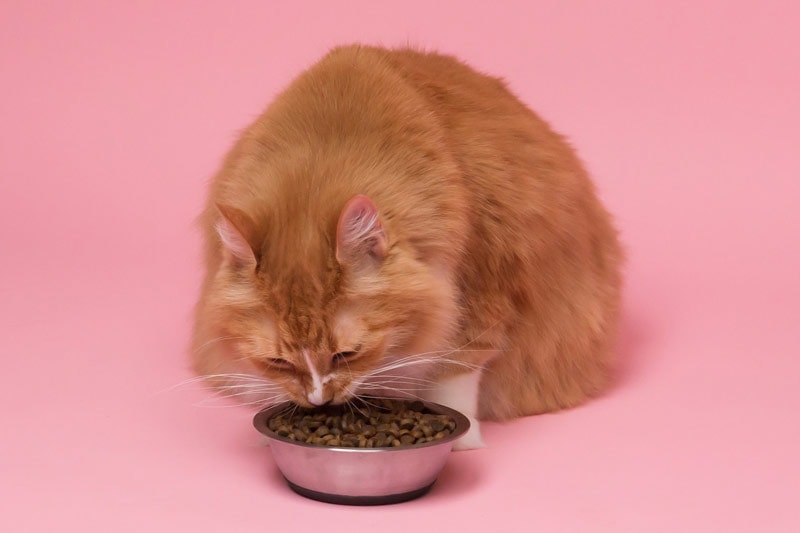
<box><xmin>306</xmin><ymin>367</ymin><xmax>337</xmax><ymax>405</ymax></box>
<box><xmin>307</xmin><ymin>387</ymin><xmax>332</xmax><ymax>406</ymax></box>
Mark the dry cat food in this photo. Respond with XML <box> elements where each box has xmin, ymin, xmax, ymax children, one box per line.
<box><xmin>267</xmin><ymin>399</ymin><xmax>456</xmax><ymax>448</ymax></box>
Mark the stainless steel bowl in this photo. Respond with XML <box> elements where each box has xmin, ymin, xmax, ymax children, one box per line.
<box><xmin>253</xmin><ymin>400</ymin><xmax>470</xmax><ymax>505</ymax></box>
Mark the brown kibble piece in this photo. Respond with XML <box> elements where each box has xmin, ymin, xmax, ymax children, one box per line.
<box><xmin>430</xmin><ymin>420</ymin><xmax>446</xmax><ymax>432</ymax></box>
<box><xmin>399</xmin><ymin>418</ymin><xmax>415</xmax><ymax>430</ymax></box>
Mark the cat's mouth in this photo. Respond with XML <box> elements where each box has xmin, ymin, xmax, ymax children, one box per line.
<box><xmin>287</xmin><ymin>387</ymin><xmax>355</xmax><ymax>409</ymax></box>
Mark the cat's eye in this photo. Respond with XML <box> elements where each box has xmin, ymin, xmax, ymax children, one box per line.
<box><xmin>267</xmin><ymin>358</ymin><xmax>295</xmax><ymax>370</ymax></box>
<box><xmin>332</xmin><ymin>349</ymin><xmax>359</xmax><ymax>362</ymax></box>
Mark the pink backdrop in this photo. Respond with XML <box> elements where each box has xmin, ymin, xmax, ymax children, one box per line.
<box><xmin>2</xmin><ymin>1</ymin><xmax>798</xmax><ymax>531</ymax></box>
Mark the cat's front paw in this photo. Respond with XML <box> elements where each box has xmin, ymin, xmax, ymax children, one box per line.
<box><xmin>453</xmin><ymin>417</ymin><xmax>486</xmax><ymax>450</ymax></box>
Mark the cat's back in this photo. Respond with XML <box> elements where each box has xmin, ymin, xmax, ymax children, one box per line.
<box><xmin>328</xmin><ymin>45</ymin><xmax>522</xmax><ymax>113</ymax></box>
<box><xmin>209</xmin><ymin>45</ymin><xmax>617</xmax><ymax>268</ymax></box>
<box><xmin>350</xmin><ymin>46</ymin><xmax>618</xmax><ymax>268</ymax></box>
<box><xmin>317</xmin><ymin>46</ymin><xmax>589</xmax><ymax>210</ymax></box>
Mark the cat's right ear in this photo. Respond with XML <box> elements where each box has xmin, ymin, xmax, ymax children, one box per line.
<box><xmin>336</xmin><ymin>195</ymin><xmax>387</xmax><ymax>269</ymax></box>
<box><xmin>215</xmin><ymin>204</ymin><xmax>261</xmax><ymax>267</ymax></box>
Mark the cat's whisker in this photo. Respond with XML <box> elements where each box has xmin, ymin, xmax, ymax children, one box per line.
<box><xmin>368</xmin><ymin>355</ymin><xmax>482</xmax><ymax>376</ymax></box>
<box><xmin>192</xmin><ymin>372</ymin><xmax>270</xmax><ymax>382</ymax></box>
<box><xmin>216</xmin><ymin>382</ymin><xmax>282</xmax><ymax>391</ymax></box>
<box><xmin>358</xmin><ymin>384</ymin><xmax>437</xmax><ymax>393</ymax></box>
<box><xmin>357</xmin><ymin>388</ymin><xmax>435</xmax><ymax>398</ymax></box>
<box><xmin>379</xmin><ymin>319</ymin><xmax>502</xmax><ymax>365</ymax></box>
<box><xmin>195</xmin><ymin>391</ymin><xmax>288</xmax><ymax>409</ymax></box>
<box><xmin>365</xmin><ymin>374</ymin><xmax>440</xmax><ymax>385</ymax></box>
<box><xmin>210</xmin><ymin>383</ymin><xmax>282</xmax><ymax>394</ymax></box>
<box><xmin>358</xmin><ymin>382</ymin><xmax>436</xmax><ymax>393</ymax></box>
<box><xmin>155</xmin><ymin>372</ymin><xmax>272</xmax><ymax>395</ymax></box>
<box><xmin>342</xmin><ymin>396</ymin><xmax>355</xmax><ymax>418</ymax></box>
<box><xmin>193</xmin><ymin>335</ymin><xmax>250</xmax><ymax>353</ymax></box>
<box><xmin>372</xmin><ymin>319</ymin><xmax>503</xmax><ymax>371</ymax></box>
<box><xmin>284</xmin><ymin>402</ymin><xmax>300</xmax><ymax>420</ymax></box>
<box><xmin>387</xmin><ymin>348</ymin><xmax>490</xmax><ymax>364</ymax></box>
<box><xmin>350</xmin><ymin>395</ymin><xmax>386</xmax><ymax>411</ymax></box>
<box><xmin>374</xmin><ymin>344</ymin><xmax>493</xmax><ymax>370</ymax></box>
<box><xmin>337</xmin><ymin>350</ymin><xmax>356</xmax><ymax>380</ymax></box>
<box><xmin>344</xmin><ymin>396</ymin><xmax>371</xmax><ymax>418</ymax></box>
<box><xmin>212</xmin><ymin>390</ymin><xmax>282</xmax><ymax>401</ymax></box>
<box><xmin>357</xmin><ymin>389</ymin><xmax>428</xmax><ymax>402</ymax></box>
<box><xmin>342</xmin><ymin>387</ymin><xmax>367</xmax><ymax>418</ymax></box>
<box><xmin>357</xmin><ymin>380</ymin><xmax>437</xmax><ymax>392</ymax></box>
<box><xmin>272</xmin><ymin>402</ymin><xmax>294</xmax><ymax>416</ymax></box>
<box><xmin>213</xmin><ymin>389</ymin><xmax>284</xmax><ymax>401</ymax></box>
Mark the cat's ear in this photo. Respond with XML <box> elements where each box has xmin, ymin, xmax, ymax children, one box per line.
<box><xmin>215</xmin><ymin>204</ymin><xmax>261</xmax><ymax>266</ymax></box>
<box><xmin>336</xmin><ymin>195</ymin><xmax>387</xmax><ymax>267</ymax></box>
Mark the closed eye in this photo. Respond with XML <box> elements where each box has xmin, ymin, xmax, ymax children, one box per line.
<box><xmin>332</xmin><ymin>347</ymin><xmax>361</xmax><ymax>363</ymax></box>
<box><xmin>267</xmin><ymin>358</ymin><xmax>295</xmax><ymax>370</ymax></box>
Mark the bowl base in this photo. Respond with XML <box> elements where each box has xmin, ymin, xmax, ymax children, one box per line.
<box><xmin>285</xmin><ymin>479</ymin><xmax>435</xmax><ymax>506</ymax></box>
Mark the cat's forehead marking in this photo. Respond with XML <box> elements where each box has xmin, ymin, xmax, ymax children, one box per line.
<box><xmin>302</xmin><ymin>349</ymin><xmax>330</xmax><ymax>406</ymax></box>
<box><xmin>282</xmin><ymin>312</ymin><xmax>327</xmax><ymax>350</ymax></box>
<box><xmin>269</xmin><ymin>271</ymin><xmax>338</xmax><ymax>347</ymax></box>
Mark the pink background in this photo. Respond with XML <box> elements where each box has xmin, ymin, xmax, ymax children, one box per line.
<box><xmin>2</xmin><ymin>1</ymin><xmax>798</xmax><ymax>531</ymax></box>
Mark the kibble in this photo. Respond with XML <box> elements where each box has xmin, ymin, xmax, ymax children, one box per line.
<box><xmin>267</xmin><ymin>399</ymin><xmax>456</xmax><ymax>448</ymax></box>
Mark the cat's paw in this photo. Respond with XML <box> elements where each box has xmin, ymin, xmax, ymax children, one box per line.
<box><xmin>453</xmin><ymin>416</ymin><xmax>486</xmax><ymax>451</ymax></box>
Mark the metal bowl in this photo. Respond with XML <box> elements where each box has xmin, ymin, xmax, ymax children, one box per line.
<box><xmin>253</xmin><ymin>400</ymin><xmax>470</xmax><ymax>505</ymax></box>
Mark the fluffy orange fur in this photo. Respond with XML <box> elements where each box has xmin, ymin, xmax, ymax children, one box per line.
<box><xmin>191</xmin><ymin>44</ymin><xmax>623</xmax><ymax>422</ymax></box>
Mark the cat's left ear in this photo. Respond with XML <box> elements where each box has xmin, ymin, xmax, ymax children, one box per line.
<box><xmin>336</xmin><ymin>195</ymin><xmax>387</xmax><ymax>267</ymax></box>
<box><xmin>215</xmin><ymin>204</ymin><xmax>261</xmax><ymax>267</ymax></box>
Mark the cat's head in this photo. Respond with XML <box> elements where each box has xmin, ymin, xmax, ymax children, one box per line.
<box><xmin>193</xmin><ymin>194</ymin><xmax>459</xmax><ymax>408</ymax></box>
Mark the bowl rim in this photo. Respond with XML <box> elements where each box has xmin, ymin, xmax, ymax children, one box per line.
<box><xmin>253</xmin><ymin>399</ymin><xmax>470</xmax><ymax>452</ymax></box>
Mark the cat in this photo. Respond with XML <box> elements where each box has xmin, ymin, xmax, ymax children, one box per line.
<box><xmin>190</xmin><ymin>44</ymin><xmax>623</xmax><ymax>450</ymax></box>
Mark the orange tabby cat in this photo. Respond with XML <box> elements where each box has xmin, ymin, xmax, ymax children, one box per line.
<box><xmin>191</xmin><ymin>45</ymin><xmax>623</xmax><ymax>449</ymax></box>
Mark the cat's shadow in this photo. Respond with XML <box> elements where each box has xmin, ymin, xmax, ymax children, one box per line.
<box><xmin>611</xmin><ymin>303</ymin><xmax>650</xmax><ymax>390</ymax></box>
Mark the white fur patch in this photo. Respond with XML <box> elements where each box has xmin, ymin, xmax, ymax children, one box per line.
<box><xmin>422</xmin><ymin>369</ymin><xmax>486</xmax><ymax>450</ymax></box>
<box><xmin>303</xmin><ymin>350</ymin><xmax>326</xmax><ymax>405</ymax></box>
